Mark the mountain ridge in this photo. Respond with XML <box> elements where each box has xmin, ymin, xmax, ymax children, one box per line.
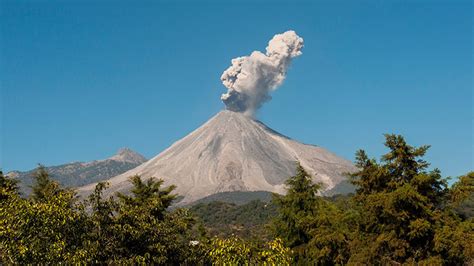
<box><xmin>7</xmin><ymin>148</ymin><xmax>147</xmax><ymax>195</ymax></box>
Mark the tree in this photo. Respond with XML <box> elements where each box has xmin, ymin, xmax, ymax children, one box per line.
<box><xmin>0</xmin><ymin>170</ymin><xmax>19</xmax><ymax>200</ymax></box>
<box><xmin>97</xmin><ymin>175</ymin><xmax>201</xmax><ymax>264</ymax></box>
<box><xmin>2</xmin><ymin>135</ymin><xmax>472</xmax><ymax>264</ymax></box>
<box><xmin>348</xmin><ymin>134</ymin><xmax>470</xmax><ymax>264</ymax></box>
<box><xmin>208</xmin><ymin>235</ymin><xmax>253</xmax><ymax>264</ymax></box>
<box><xmin>272</xmin><ymin>162</ymin><xmax>322</xmax><ymax>262</ymax></box>
<box><xmin>0</xmin><ymin>171</ymin><xmax>21</xmax><ymax>264</ymax></box>
<box><xmin>116</xmin><ymin>175</ymin><xmax>176</xmax><ymax>220</ymax></box>
<box><xmin>1</xmin><ymin>169</ymin><xmax>88</xmax><ymax>264</ymax></box>
<box><xmin>207</xmin><ymin>236</ymin><xmax>292</xmax><ymax>265</ymax></box>
<box><xmin>450</xmin><ymin>172</ymin><xmax>474</xmax><ymax>218</ymax></box>
<box><xmin>82</xmin><ymin>182</ymin><xmax>119</xmax><ymax>263</ymax></box>
<box><xmin>30</xmin><ymin>165</ymin><xmax>64</xmax><ymax>202</ymax></box>
<box><xmin>190</xmin><ymin>199</ymin><xmax>277</xmax><ymax>240</ymax></box>
<box><xmin>272</xmin><ymin>163</ymin><xmax>357</xmax><ymax>264</ymax></box>
<box><xmin>305</xmin><ymin>198</ymin><xmax>355</xmax><ymax>265</ymax></box>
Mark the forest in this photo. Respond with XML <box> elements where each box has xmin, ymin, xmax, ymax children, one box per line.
<box><xmin>1</xmin><ymin>134</ymin><xmax>473</xmax><ymax>265</ymax></box>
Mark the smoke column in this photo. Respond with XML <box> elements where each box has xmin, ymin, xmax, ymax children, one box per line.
<box><xmin>220</xmin><ymin>30</ymin><xmax>304</xmax><ymax>116</ymax></box>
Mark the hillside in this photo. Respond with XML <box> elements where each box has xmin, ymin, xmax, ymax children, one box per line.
<box><xmin>7</xmin><ymin>148</ymin><xmax>146</xmax><ymax>195</ymax></box>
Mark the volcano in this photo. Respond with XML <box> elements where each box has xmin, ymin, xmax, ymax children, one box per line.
<box><xmin>78</xmin><ymin>111</ymin><xmax>356</xmax><ymax>204</ymax></box>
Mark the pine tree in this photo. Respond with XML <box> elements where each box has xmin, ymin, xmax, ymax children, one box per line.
<box><xmin>30</xmin><ymin>165</ymin><xmax>62</xmax><ymax>202</ymax></box>
<box><xmin>348</xmin><ymin>134</ymin><xmax>459</xmax><ymax>264</ymax></box>
<box><xmin>85</xmin><ymin>182</ymin><xmax>118</xmax><ymax>262</ymax></box>
<box><xmin>272</xmin><ymin>162</ymin><xmax>321</xmax><ymax>261</ymax></box>
<box><xmin>450</xmin><ymin>172</ymin><xmax>474</xmax><ymax>211</ymax></box>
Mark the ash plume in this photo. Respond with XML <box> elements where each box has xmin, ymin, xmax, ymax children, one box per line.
<box><xmin>220</xmin><ymin>30</ymin><xmax>304</xmax><ymax>116</ymax></box>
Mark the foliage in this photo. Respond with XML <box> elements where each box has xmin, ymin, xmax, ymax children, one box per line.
<box><xmin>272</xmin><ymin>163</ymin><xmax>355</xmax><ymax>264</ymax></box>
<box><xmin>208</xmin><ymin>235</ymin><xmax>253</xmax><ymax>264</ymax></box>
<box><xmin>84</xmin><ymin>175</ymin><xmax>203</xmax><ymax>264</ymax></box>
<box><xmin>347</xmin><ymin>134</ymin><xmax>472</xmax><ymax>264</ymax></box>
<box><xmin>0</xmin><ymin>170</ymin><xmax>18</xmax><ymax>200</ymax></box>
<box><xmin>449</xmin><ymin>172</ymin><xmax>473</xmax><ymax>205</ymax></box>
<box><xmin>1</xmin><ymin>170</ymin><xmax>88</xmax><ymax>264</ymax></box>
<box><xmin>305</xmin><ymin>199</ymin><xmax>356</xmax><ymax>265</ymax></box>
<box><xmin>451</xmin><ymin>172</ymin><xmax>474</xmax><ymax>219</ymax></box>
<box><xmin>1</xmin><ymin>134</ymin><xmax>473</xmax><ymax>265</ymax></box>
<box><xmin>190</xmin><ymin>199</ymin><xmax>277</xmax><ymax>240</ymax></box>
<box><xmin>0</xmin><ymin>173</ymin><xmax>206</xmax><ymax>264</ymax></box>
<box><xmin>271</xmin><ymin>134</ymin><xmax>473</xmax><ymax>265</ymax></box>
<box><xmin>30</xmin><ymin>164</ymin><xmax>67</xmax><ymax>203</ymax></box>
<box><xmin>207</xmin><ymin>236</ymin><xmax>291</xmax><ymax>265</ymax></box>
<box><xmin>272</xmin><ymin>163</ymin><xmax>320</xmax><ymax>253</ymax></box>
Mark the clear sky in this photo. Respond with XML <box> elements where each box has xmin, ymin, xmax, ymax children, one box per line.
<box><xmin>1</xmin><ymin>0</ymin><xmax>472</xmax><ymax>181</ymax></box>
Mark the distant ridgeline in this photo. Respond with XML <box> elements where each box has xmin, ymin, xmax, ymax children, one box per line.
<box><xmin>7</xmin><ymin>148</ymin><xmax>146</xmax><ymax>195</ymax></box>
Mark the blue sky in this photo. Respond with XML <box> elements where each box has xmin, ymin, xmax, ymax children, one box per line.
<box><xmin>1</xmin><ymin>0</ymin><xmax>472</xmax><ymax>181</ymax></box>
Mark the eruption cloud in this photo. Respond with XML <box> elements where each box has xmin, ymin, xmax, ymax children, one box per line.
<box><xmin>220</xmin><ymin>30</ymin><xmax>304</xmax><ymax>116</ymax></box>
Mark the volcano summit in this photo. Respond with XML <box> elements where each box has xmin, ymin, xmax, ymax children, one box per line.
<box><xmin>78</xmin><ymin>111</ymin><xmax>355</xmax><ymax>204</ymax></box>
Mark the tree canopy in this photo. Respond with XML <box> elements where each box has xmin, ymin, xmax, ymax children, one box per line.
<box><xmin>271</xmin><ymin>134</ymin><xmax>473</xmax><ymax>265</ymax></box>
<box><xmin>1</xmin><ymin>134</ymin><xmax>472</xmax><ymax>264</ymax></box>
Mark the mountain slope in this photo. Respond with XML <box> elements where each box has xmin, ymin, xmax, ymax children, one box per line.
<box><xmin>78</xmin><ymin>111</ymin><xmax>356</xmax><ymax>204</ymax></box>
<box><xmin>8</xmin><ymin>148</ymin><xmax>147</xmax><ymax>195</ymax></box>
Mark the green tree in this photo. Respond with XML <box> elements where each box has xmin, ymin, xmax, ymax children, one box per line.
<box><xmin>0</xmin><ymin>170</ymin><xmax>19</xmax><ymax>200</ymax></box>
<box><xmin>258</xmin><ymin>238</ymin><xmax>292</xmax><ymax>265</ymax></box>
<box><xmin>208</xmin><ymin>235</ymin><xmax>253</xmax><ymax>264</ymax></box>
<box><xmin>81</xmin><ymin>182</ymin><xmax>119</xmax><ymax>263</ymax></box>
<box><xmin>98</xmin><ymin>175</ymin><xmax>202</xmax><ymax>264</ymax></box>
<box><xmin>207</xmin><ymin>236</ymin><xmax>292</xmax><ymax>265</ymax></box>
<box><xmin>1</xmin><ymin>173</ymin><xmax>210</xmax><ymax>264</ymax></box>
<box><xmin>348</xmin><ymin>134</ymin><xmax>470</xmax><ymax>264</ymax></box>
<box><xmin>190</xmin><ymin>199</ymin><xmax>277</xmax><ymax>240</ymax></box>
<box><xmin>272</xmin><ymin>162</ymin><xmax>321</xmax><ymax>262</ymax></box>
<box><xmin>30</xmin><ymin>165</ymin><xmax>64</xmax><ymax>202</ymax></box>
<box><xmin>272</xmin><ymin>163</ymin><xmax>356</xmax><ymax>264</ymax></box>
<box><xmin>116</xmin><ymin>175</ymin><xmax>176</xmax><ymax>220</ymax></box>
<box><xmin>433</xmin><ymin>172</ymin><xmax>474</xmax><ymax>263</ymax></box>
<box><xmin>305</xmin><ymin>198</ymin><xmax>355</xmax><ymax>265</ymax></box>
<box><xmin>0</xmin><ymin>171</ymin><xmax>21</xmax><ymax>264</ymax></box>
<box><xmin>1</xmin><ymin>168</ymin><xmax>88</xmax><ymax>264</ymax></box>
<box><xmin>450</xmin><ymin>172</ymin><xmax>474</xmax><ymax>218</ymax></box>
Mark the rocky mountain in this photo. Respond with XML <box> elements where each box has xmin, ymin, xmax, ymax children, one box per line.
<box><xmin>78</xmin><ymin>110</ymin><xmax>356</xmax><ymax>205</ymax></box>
<box><xmin>7</xmin><ymin>148</ymin><xmax>147</xmax><ymax>195</ymax></box>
